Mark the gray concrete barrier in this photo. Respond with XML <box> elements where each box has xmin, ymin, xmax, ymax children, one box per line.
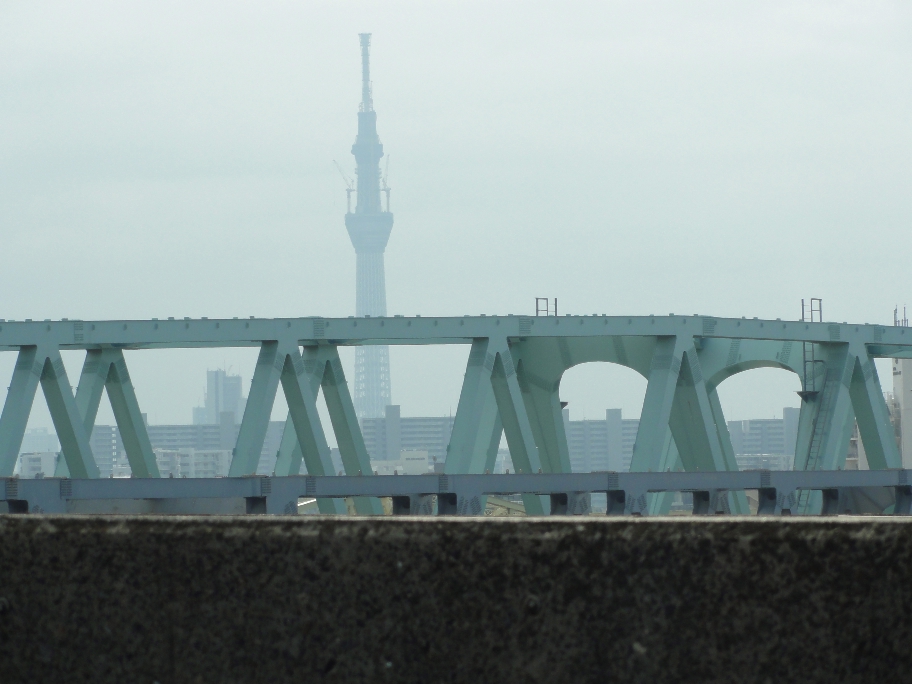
<box><xmin>1</xmin><ymin>516</ymin><xmax>910</xmax><ymax>683</ymax></box>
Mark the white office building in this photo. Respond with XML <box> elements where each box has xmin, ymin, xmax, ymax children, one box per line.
<box><xmin>154</xmin><ymin>448</ymin><xmax>232</xmax><ymax>478</ymax></box>
<box><xmin>373</xmin><ymin>450</ymin><xmax>432</xmax><ymax>476</ymax></box>
<box><xmin>13</xmin><ymin>452</ymin><xmax>58</xmax><ymax>479</ymax></box>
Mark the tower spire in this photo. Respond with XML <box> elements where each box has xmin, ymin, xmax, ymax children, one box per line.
<box><xmin>346</xmin><ymin>33</ymin><xmax>394</xmax><ymax>422</ymax></box>
<box><xmin>359</xmin><ymin>33</ymin><xmax>373</xmax><ymax>112</ymax></box>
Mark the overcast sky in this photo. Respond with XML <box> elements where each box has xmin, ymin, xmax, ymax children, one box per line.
<box><xmin>1</xmin><ymin>1</ymin><xmax>910</xmax><ymax>435</ymax></box>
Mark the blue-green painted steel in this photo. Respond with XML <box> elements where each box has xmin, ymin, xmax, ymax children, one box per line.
<box><xmin>0</xmin><ymin>314</ymin><xmax>904</xmax><ymax>515</ymax></box>
<box><xmin>0</xmin><ymin>346</ymin><xmax>99</xmax><ymax>479</ymax></box>
<box><xmin>55</xmin><ymin>349</ymin><xmax>159</xmax><ymax>479</ymax></box>
<box><xmin>272</xmin><ymin>345</ymin><xmax>381</xmax><ymax>515</ymax></box>
<box><xmin>3</xmin><ymin>470</ymin><xmax>910</xmax><ymax>516</ymax></box>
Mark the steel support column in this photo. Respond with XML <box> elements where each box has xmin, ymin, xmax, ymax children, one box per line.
<box><xmin>315</xmin><ymin>347</ymin><xmax>382</xmax><ymax>515</ymax></box>
<box><xmin>515</xmin><ymin>358</ymin><xmax>572</xmax><ymax>475</ymax></box>
<box><xmin>707</xmin><ymin>387</ymin><xmax>750</xmax><ymax>514</ymax></box>
<box><xmin>56</xmin><ymin>349</ymin><xmax>158</xmax><ymax>478</ymax></box>
<box><xmin>848</xmin><ymin>345</ymin><xmax>901</xmax><ymax>470</ymax></box>
<box><xmin>0</xmin><ymin>347</ymin><xmax>44</xmax><ymax>477</ymax></box>
<box><xmin>445</xmin><ymin>339</ymin><xmax>504</xmax><ymax>476</ymax></box>
<box><xmin>0</xmin><ymin>347</ymin><xmax>99</xmax><ymax>479</ymax></box>
<box><xmin>272</xmin><ymin>345</ymin><xmax>375</xmax><ymax>515</ymax></box>
<box><xmin>489</xmin><ymin>340</ymin><xmax>546</xmax><ymax>515</ymax></box>
<box><xmin>229</xmin><ymin>341</ymin><xmax>285</xmax><ymax>477</ymax></box>
<box><xmin>630</xmin><ymin>337</ymin><xmax>683</xmax><ymax>474</ymax></box>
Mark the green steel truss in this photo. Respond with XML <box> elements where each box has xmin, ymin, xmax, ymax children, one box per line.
<box><xmin>0</xmin><ymin>314</ymin><xmax>905</xmax><ymax>514</ymax></box>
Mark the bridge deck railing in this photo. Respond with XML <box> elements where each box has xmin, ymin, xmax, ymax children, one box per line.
<box><xmin>2</xmin><ymin>470</ymin><xmax>910</xmax><ymax>516</ymax></box>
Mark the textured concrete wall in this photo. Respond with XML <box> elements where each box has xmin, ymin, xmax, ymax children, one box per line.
<box><xmin>0</xmin><ymin>516</ymin><xmax>910</xmax><ymax>683</ymax></box>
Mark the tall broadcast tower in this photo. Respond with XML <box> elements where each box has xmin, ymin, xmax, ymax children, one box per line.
<box><xmin>346</xmin><ymin>33</ymin><xmax>393</xmax><ymax>421</ymax></box>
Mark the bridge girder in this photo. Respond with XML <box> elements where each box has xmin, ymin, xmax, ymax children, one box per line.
<box><xmin>0</xmin><ymin>315</ymin><xmax>903</xmax><ymax>515</ymax></box>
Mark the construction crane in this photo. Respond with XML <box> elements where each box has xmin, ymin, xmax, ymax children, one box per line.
<box><xmin>381</xmin><ymin>155</ymin><xmax>391</xmax><ymax>212</ymax></box>
<box><xmin>333</xmin><ymin>160</ymin><xmax>355</xmax><ymax>214</ymax></box>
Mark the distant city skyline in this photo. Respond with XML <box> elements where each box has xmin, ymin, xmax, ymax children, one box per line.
<box><xmin>1</xmin><ymin>3</ymin><xmax>909</xmax><ymax>436</ymax></box>
<box><xmin>14</xmin><ymin>400</ymin><xmax>809</xmax><ymax>478</ymax></box>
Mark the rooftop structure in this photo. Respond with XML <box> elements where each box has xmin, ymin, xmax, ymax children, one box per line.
<box><xmin>192</xmin><ymin>369</ymin><xmax>246</xmax><ymax>426</ymax></box>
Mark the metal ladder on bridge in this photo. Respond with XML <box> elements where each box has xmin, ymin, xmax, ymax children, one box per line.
<box><xmin>796</xmin><ymin>297</ymin><xmax>829</xmax><ymax>514</ymax></box>
<box><xmin>797</xmin><ymin>368</ymin><xmax>836</xmax><ymax>512</ymax></box>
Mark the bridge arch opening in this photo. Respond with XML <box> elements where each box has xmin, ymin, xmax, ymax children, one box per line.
<box><xmin>714</xmin><ymin>366</ymin><xmax>802</xmax><ymax>472</ymax></box>
<box><xmin>558</xmin><ymin>361</ymin><xmax>647</xmax><ymax>474</ymax></box>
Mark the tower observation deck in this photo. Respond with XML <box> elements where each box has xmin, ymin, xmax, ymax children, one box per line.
<box><xmin>345</xmin><ymin>33</ymin><xmax>393</xmax><ymax>421</ymax></box>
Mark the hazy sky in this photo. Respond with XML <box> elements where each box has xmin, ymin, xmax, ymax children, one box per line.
<box><xmin>1</xmin><ymin>1</ymin><xmax>910</xmax><ymax>436</ymax></box>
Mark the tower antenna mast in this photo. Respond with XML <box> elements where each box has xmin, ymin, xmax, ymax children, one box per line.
<box><xmin>359</xmin><ymin>33</ymin><xmax>373</xmax><ymax>112</ymax></box>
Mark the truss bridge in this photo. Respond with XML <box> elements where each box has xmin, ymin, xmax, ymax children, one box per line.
<box><xmin>0</xmin><ymin>313</ymin><xmax>907</xmax><ymax>515</ymax></box>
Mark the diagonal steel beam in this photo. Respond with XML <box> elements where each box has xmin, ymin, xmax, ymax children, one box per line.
<box><xmin>278</xmin><ymin>347</ymin><xmax>348</xmax><ymax>514</ymax></box>
<box><xmin>489</xmin><ymin>341</ymin><xmax>545</xmax><ymax>515</ymax></box>
<box><xmin>273</xmin><ymin>345</ymin><xmax>380</xmax><ymax>514</ymax></box>
<box><xmin>56</xmin><ymin>349</ymin><xmax>159</xmax><ymax>478</ymax></box>
<box><xmin>706</xmin><ymin>387</ymin><xmax>750</xmax><ymax>514</ymax></box>
<box><xmin>630</xmin><ymin>336</ymin><xmax>683</xmax><ymax>474</ymax></box>
<box><xmin>318</xmin><ymin>348</ymin><xmax>382</xmax><ymax>515</ymax></box>
<box><xmin>105</xmin><ymin>351</ymin><xmax>159</xmax><ymax>478</ymax></box>
<box><xmin>849</xmin><ymin>344</ymin><xmax>901</xmax><ymax>470</ymax></box>
<box><xmin>0</xmin><ymin>346</ymin><xmax>99</xmax><ymax>479</ymax></box>
<box><xmin>445</xmin><ymin>339</ymin><xmax>503</xmax><ymax>476</ymax></box>
<box><xmin>39</xmin><ymin>349</ymin><xmax>98</xmax><ymax>479</ymax></box>
<box><xmin>229</xmin><ymin>342</ymin><xmax>285</xmax><ymax>477</ymax></box>
<box><xmin>668</xmin><ymin>347</ymin><xmax>727</xmax><ymax>473</ymax></box>
<box><xmin>0</xmin><ymin>347</ymin><xmax>44</xmax><ymax>476</ymax></box>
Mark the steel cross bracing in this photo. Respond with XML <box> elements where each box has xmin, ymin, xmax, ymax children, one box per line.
<box><xmin>0</xmin><ymin>314</ymin><xmax>908</xmax><ymax>515</ymax></box>
<box><xmin>3</xmin><ymin>470</ymin><xmax>912</xmax><ymax>516</ymax></box>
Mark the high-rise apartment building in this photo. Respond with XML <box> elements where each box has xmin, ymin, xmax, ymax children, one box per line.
<box><xmin>563</xmin><ymin>409</ymin><xmax>641</xmax><ymax>473</ymax></box>
<box><xmin>192</xmin><ymin>369</ymin><xmax>246</xmax><ymax>426</ymax></box>
<box><xmin>728</xmin><ymin>408</ymin><xmax>800</xmax><ymax>461</ymax></box>
<box><xmin>90</xmin><ymin>425</ymin><xmax>121</xmax><ymax>478</ymax></box>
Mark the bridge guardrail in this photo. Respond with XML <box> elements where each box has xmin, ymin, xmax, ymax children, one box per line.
<box><xmin>2</xmin><ymin>470</ymin><xmax>909</xmax><ymax>516</ymax></box>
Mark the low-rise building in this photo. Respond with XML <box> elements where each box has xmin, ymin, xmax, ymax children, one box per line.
<box><xmin>14</xmin><ymin>452</ymin><xmax>58</xmax><ymax>479</ymax></box>
<box><xmin>562</xmin><ymin>407</ymin><xmax>800</xmax><ymax>474</ymax></box>
<box><xmin>372</xmin><ymin>450</ymin><xmax>432</xmax><ymax>476</ymax></box>
<box><xmin>154</xmin><ymin>448</ymin><xmax>232</xmax><ymax>478</ymax></box>
<box><xmin>95</xmin><ymin>415</ymin><xmax>283</xmax><ymax>476</ymax></box>
<box><xmin>361</xmin><ymin>405</ymin><xmax>455</xmax><ymax>463</ymax></box>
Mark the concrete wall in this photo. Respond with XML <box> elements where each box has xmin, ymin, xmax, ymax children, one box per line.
<box><xmin>1</xmin><ymin>516</ymin><xmax>911</xmax><ymax>683</ymax></box>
